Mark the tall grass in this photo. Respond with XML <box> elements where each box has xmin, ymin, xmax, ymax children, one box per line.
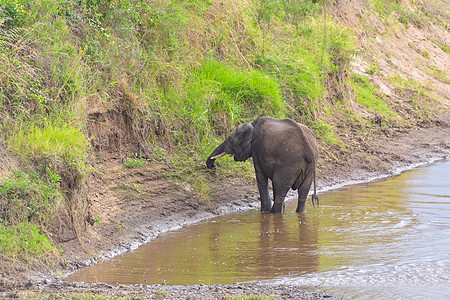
<box><xmin>0</xmin><ymin>169</ymin><xmax>62</xmax><ymax>225</ymax></box>
<box><xmin>0</xmin><ymin>221</ymin><xmax>60</xmax><ymax>267</ymax></box>
<box><xmin>0</xmin><ymin>168</ymin><xmax>62</xmax><ymax>268</ymax></box>
<box><xmin>9</xmin><ymin>123</ymin><xmax>89</xmax><ymax>169</ymax></box>
<box><xmin>198</xmin><ymin>60</ymin><xmax>284</xmax><ymax>117</ymax></box>
<box><xmin>256</xmin><ymin>15</ymin><xmax>357</xmax><ymax>122</ymax></box>
<box><xmin>150</xmin><ymin>59</ymin><xmax>285</xmax><ymax>149</ymax></box>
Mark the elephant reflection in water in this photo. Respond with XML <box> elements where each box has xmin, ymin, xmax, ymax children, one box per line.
<box><xmin>207</xmin><ymin>116</ymin><xmax>319</xmax><ymax>213</ymax></box>
<box><xmin>256</xmin><ymin>213</ymin><xmax>320</xmax><ymax>275</ymax></box>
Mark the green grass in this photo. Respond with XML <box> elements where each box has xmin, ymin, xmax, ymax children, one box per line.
<box><xmin>0</xmin><ymin>0</ymin><xmax>32</xmax><ymax>28</ymax></box>
<box><xmin>147</xmin><ymin>58</ymin><xmax>286</xmax><ymax>156</ymax></box>
<box><xmin>387</xmin><ymin>74</ymin><xmax>431</xmax><ymax>105</ymax></box>
<box><xmin>1</xmin><ymin>123</ymin><xmax>86</xmax><ymax>265</ymax></box>
<box><xmin>0</xmin><ymin>169</ymin><xmax>62</xmax><ymax>225</ymax></box>
<box><xmin>372</xmin><ymin>0</ymin><xmax>402</xmax><ymax>17</ymax></box>
<box><xmin>427</xmin><ymin>65</ymin><xmax>450</xmax><ymax>84</ymax></box>
<box><xmin>197</xmin><ymin>60</ymin><xmax>285</xmax><ymax>118</ymax></box>
<box><xmin>256</xmin><ymin>15</ymin><xmax>357</xmax><ymax>122</ymax></box>
<box><xmin>351</xmin><ymin>74</ymin><xmax>398</xmax><ymax>121</ymax></box>
<box><xmin>9</xmin><ymin>123</ymin><xmax>89</xmax><ymax>169</ymax></box>
<box><xmin>0</xmin><ymin>221</ymin><xmax>59</xmax><ymax>265</ymax></box>
<box><xmin>123</xmin><ymin>158</ymin><xmax>146</xmax><ymax>169</ymax></box>
<box><xmin>371</xmin><ymin>0</ymin><xmax>427</xmax><ymax>28</ymax></box>
<box><xmin>313</xmin><ymin>119</ymin><xmax>342</xmax><ymax>147</ymax></box>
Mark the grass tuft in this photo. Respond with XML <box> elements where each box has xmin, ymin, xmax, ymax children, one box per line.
<box><xmin>0</xmin><ymin>221</ymin><xmax>59</xmax><ymax>265</ymax></box>
<box><xmin>351</xmin><ymin>74</ymin><xmax>398</xmax><ymax>121</ymax></box>
<box><xmin>9</xmin><ymin>123</ymin><xmax>89</xmax><ymax>170</ymax></box>
<box><xmin>0</xmin><ymin>169</ymin><xmax>62</xmax><ymax>225</ymax></box>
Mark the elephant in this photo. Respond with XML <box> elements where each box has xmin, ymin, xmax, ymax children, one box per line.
<box><xmin>206</xmin><ymin>116</ymin><xmax>319</xmax><ymax>213</ymax></box>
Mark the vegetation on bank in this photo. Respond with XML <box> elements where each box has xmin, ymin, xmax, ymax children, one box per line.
<box><xmin>0</xmin><ymin>0</ymin><xmax>448</xmax><ymax>272</ymax></box>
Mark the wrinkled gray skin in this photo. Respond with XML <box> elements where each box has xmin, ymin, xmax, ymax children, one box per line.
<box><xmin>206</xmin><ymin>116</ymin><xmax>319</xmax><ymax>213</ymax></box>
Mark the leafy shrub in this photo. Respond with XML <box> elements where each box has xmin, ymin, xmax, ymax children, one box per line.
<box><xmin>0</xmin><ymin>221</ymin><xmax>58</xmax><ymax>265</ymax></box>
<box><xmin>0</xmin><ymin>169</ymin><xmax>62</xmax><ymax>225</ymax></box>
<box><xmin>0</xmin><ymin>0</ymin><xmax>33</xmax><ymax>28</ymax></box>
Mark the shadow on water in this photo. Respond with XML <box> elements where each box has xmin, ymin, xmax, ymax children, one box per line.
<box><xmin>68</xmin><ymin>160</ymin><xmax>450</xmax><ymax>299</ymax></box>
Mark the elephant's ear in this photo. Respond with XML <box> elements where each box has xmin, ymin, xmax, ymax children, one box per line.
<box><xmin>231</xmin><ymin>122</ymin><xmax>253</xmax><ymax>162</ymax></box>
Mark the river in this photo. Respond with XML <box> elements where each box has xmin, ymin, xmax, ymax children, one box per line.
<box><xmin>68</xmin><ymin>159</ymin><xmax>450</xmax><ymax>299</ymax></box>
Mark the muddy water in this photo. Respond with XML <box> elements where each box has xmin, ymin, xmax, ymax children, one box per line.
<box><xmin>68</xmin><ymin>160</ymin><xmax>450</xmax><ymax>299</ymax></box>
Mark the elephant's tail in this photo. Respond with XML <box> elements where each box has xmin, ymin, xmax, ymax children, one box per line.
<box><xmin>311</xmin><ymin>169</ymin><xmax>319</xmax><ymax>208</ymax></box>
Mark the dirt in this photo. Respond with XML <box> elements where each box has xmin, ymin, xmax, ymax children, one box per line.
<box><xmin>2</xmin><ymin>281</ymin><xmax>329</xmax><ymax>299</ymax></box>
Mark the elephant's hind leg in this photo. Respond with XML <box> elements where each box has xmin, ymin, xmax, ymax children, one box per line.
<box><xmin>296</xmin><ymin>198</ymin><xmax>307</xmax><ymax>213</ymax></box>
<box><xmin>271</xmin><ymin>185</ymin><xmax>290</xmax><ymax>213</ymax></box>
<box><xmin>296</xmin><ymin>171</ymin><xmax>314</xmax><ymax>213</ymax></box>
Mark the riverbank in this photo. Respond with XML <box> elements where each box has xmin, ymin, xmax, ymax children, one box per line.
<box><xmin>2</xmin><ymin>113</ymin><xmax>449</xmax><ymax>299</ymax></box>
<box><xmin>4</xmin><ymin>281</ymin><xmax>329</xmax><ymax>299</ymax></box>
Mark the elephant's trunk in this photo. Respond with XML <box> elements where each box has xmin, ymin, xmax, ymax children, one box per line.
<box><xmin>206</xmin><ymin>142</ymin><xmax>227</xmax><ymax>169</ymax></box>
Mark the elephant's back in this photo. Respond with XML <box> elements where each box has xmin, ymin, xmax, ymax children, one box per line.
<box><xmin>253</xmin><ymin>118</ymin><xmax>316</xmax><ymax>162</ymax></box>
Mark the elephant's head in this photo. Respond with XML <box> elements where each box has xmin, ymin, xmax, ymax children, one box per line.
<box><xmin>206</xmin><ymin>122</ymin><xmax>254</xmax><ymax>169</ymax></box>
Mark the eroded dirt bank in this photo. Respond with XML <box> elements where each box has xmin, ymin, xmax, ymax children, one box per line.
<box><xmin>2</xmin><ymin>114</ymin><xmax>449</xmax><ymax>300</ymax></box>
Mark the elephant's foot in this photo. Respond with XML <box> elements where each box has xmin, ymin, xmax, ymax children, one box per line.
<box><xmin>261</xmin><ymin>202</ymin><xmax>272</xmax><ymax>213</ymax></box>
<box><xmin>270</xmin><ymin>202</ymin><xmax>285</xmax><ymax>213</ymax></box>
<box><xmin>296</xmin><ymin>201</ymin><xmax>306</xmax><ymax>213</ymax></box>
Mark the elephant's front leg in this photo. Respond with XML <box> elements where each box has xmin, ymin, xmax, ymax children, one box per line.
<box><xmin>255</xmin><ymin>170</ymin><xmax>271</xmax><ymax>213</ymax></box>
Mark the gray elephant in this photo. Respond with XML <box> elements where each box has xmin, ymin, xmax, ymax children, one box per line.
<box><xmin>206</xmin><ymin>116</ymin><xmax>319</xmax><ymax>213</ymax></box>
